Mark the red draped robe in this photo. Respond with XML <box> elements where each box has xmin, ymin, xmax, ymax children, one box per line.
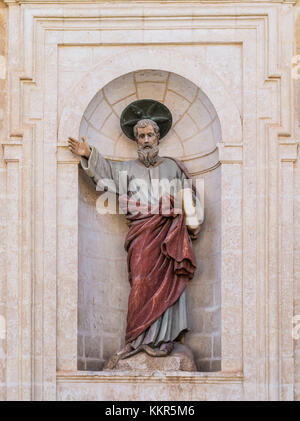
<box><xmin>121</xmin><ymin>158</ymin><xmax>199</xmax><ymax>344</ymax></box>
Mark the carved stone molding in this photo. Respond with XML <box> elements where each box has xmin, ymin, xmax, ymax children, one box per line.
<box><xmin>2</xmin><ymin>143</ymin><xmax>22</xmax><ymax>162</ymax></box>
<box><xmin>217</xmin><ymin>143</ymin><xmax>243</xmax><ymax>164</ymax></box>
<box><xmin>279</xmin><ymin>142</ymin><xmax>299</xmax><ymax>162</ymax></box>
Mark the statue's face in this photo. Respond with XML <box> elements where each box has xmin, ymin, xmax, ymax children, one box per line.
<box><xmin>136</xmin><ymin>125</ymin><xmax>159</xmax><ymax>149</ymax></box>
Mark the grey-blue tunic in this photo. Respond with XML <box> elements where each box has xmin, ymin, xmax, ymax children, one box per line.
<box><xmin>81</xmin><ymin>146</ymin><xmax>189</xmax><ymax>349</ymax></box>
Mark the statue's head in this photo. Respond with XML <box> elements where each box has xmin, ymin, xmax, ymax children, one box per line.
<box><xmin>133</xmin><ymin>119</ymin><xmax>160</xmax><ymax>146</ymax></box>
<box><xmin>120</xmin><ymin>99</ymin><xmax>172</xmax><ymax>167</ymax></box>
<box><xmin>133</xmin><ymin>119</ymin><xmax>160</xmax><ymax>167</ymax></box>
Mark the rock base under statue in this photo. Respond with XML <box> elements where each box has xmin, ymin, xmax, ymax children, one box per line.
<box><xmin>107</xmin><ymin>343</ymin><xmax>197</xmax><ymax>372</ymax></box>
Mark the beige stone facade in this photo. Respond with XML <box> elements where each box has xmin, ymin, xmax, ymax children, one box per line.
<box><xmin>0</xmin><ymin>0</ymin><xmax>300</xmax><ymax>400</ymax></box>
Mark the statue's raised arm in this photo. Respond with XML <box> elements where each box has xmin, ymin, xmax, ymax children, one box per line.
<box><xmin>68</xmin><ymin>136</ymin><xmax>115</xmax><ymax>188</ymax></box>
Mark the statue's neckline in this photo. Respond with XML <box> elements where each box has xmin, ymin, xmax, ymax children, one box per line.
<box><xmin>134</xmin><ymin>157</ymin><xmax>165</xmax><ymax>169</ymax></box>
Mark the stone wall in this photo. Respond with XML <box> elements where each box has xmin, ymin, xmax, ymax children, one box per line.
<box><xmin>0</xmin><ymin>0</ymin><xmax>7</xmax><ymax>402</ymax></box>
<box><xmin>77</xmin><ymin>70</ymin><xmax>221</xmax><ymax>371</ymax></box>
<box><xmin>294</xmin><ymin>156</ymin><xmax>300</xmax><ymax>401</ymax></box>
<box><xmin>185</xmin><ymin>167</ymin><xmax>221</xmax><ymax>371</ymax></box>
<box><xmin>78</xmin><ymin>179</ymin><xmax>129</xmax><ymax>371</ymax></box>
<box><xmin>294</xmin><ymin>0</ymin><xmax>300</xmax><ymax>401</ymax></box>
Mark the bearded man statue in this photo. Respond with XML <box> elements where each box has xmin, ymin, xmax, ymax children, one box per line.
<box><xmin>68</xmin><ymin>100</ymin><xmax>204</xmax><ymax>369</ymax></box>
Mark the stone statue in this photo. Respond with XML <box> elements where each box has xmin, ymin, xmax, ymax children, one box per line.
<box><xmin>68</xmin><ymin>100</ymin><xmax>204</xmax><ymax>370</ymax></box>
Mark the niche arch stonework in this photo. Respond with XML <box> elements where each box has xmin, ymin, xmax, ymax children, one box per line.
<box><xmin>58</xmin><ymin>47</ymin><xmax>242</xmax><ymax>148</ymax></box>
<box><xmin>77</xmin><ymin>69</ymin><xmax>222</xmax><ymax>371</ymax></box>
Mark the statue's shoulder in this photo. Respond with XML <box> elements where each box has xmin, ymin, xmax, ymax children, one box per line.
<box><xmin>109</xmin><ymin>158</ymin><xmax>136</xmax><ymax>168</ymax></box>
<box><xmin>162</xmin><ymin>156</ymin><xmax>190</xmax><ymax>177</ymax></box>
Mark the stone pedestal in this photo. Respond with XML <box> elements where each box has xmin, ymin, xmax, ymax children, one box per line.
<box><xmin>109</xmin><ymin>344</ymin><xmax>197</xmax><ymax>372</ymax></box>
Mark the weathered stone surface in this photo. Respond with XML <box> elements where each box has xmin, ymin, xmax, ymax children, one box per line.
<box><xmin>111</xmin><ymin>344</ymin><xmax>197</xmax><ymax>372</ymax></box>
<box><xmin>1</xmin><ymin>0</ymin><xmax>299</xmax><ymax>402</ymax></box>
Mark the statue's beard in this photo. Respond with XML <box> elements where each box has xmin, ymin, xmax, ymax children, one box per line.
<box><xmin>137</xmin><ymin>144</ymin><xmax>159</xmax><ymax>168</ymax></box>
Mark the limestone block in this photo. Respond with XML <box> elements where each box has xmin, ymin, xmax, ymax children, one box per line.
<box><xmin>174</xmin><ymin>113</ymin><xmax>198</xmax><ymax>140</ymax></box>
<box><xmin>90</xmin><ymin>133</ymin><xmax>115</xmax><ymax>156</ymax></box>
<box><xmin>103</xmin><ymin>73</ymin><xmax>135</xmax><ymax>104</ymax></box>
<box><xmin>158</xmin><ymin>131</ymin><xmax>184</xmax><ymax>156</ymax></box>
<box><xmin>84</xmin><ymin>90</ymin><xmax>104</xmax><ymax>120</ymax></box>
<box><xmin>86</xmin><ymin>359</ymin><xmax>104</xmax><ymax>372</ymax></box>
<box><xmin>168</xmin><ymin>73</ymin><xmax>198</xmax><ymax>102</ymax></box>
<box><xmin>203</xmin><ymin>309</ymin><xmax>221</xmax><ymax>334</ymax></box>
<box><xmin>211</xmin><ymin>359</ymin><xmax>221</xmax><ymax>372</ymax></box>
<box><xmin>164</xmin><ymin>90</ymin><xmax>190</xmax><ymax>124</ymax></box>
<box><xmin>189</xmin><ymin>283</ymin><xmax>214</xmax><ymax>308</ymax></box>
<box><xmin>101</xmin><ymin>112</ymin><xmax>122</xmax><ymax>140</ymax></box>
<box><xmin>188</xmin><ymin>98</ymin><xmax>213</xmax><ymax>131</ymax></box>
<box><xmin>183</xmin><ymin>127</ymin><xmax>215</xmax><ymax>156</ymax></box>
<box><xmin>197</xmin><ymin>359</ymin><xmax>211</xmax><ymax>372</ymax></box>
<box><xmin>185</xmin><ymin>334</ymin><xmax>212</xmax><ymax>361</ymax></box>
<box><xmin>78</xmin><ymin>335</ymin><xmax>84</xmax><ymax>358</ymax></box>
<box><xmin>85</xmin><ymin>336</ymin><xmax>102</xmax><ymax>359</ymax></box>
<box><xmin>188</xmin><ymin>308</ymin><xmax>204</xmax><ymax>333</ymax></box>
<box><xmin>111</xmin><ymin>344</ymin><xmax>197</xmax><ymax>372</ymax></box>
<box><xmin>112</xmin><ymin>94</ymin><xmax>138</xmax><ymax>117</ymax></box>
<box><xmin>135</xmin><ymin>69</ymin><xmax>168</xmax><ymax>83</ymax></box>
<box><xmin>59</xmin><ymin>46</ymin><xmax>92</xmax><ymax>71</ymax></box>
<box><xmin>213</xmin><ymin>335</ymin><xmax>221</xmax><ymax>358</ymax></box>
<box><xmin>89</xmin><ymin>100</ymin><xmax>111</xmax><ymax>131</ymax></box>
<box><xmin>77</xmin><ymin>359</ymin><xmax>85</xmax><ymax>371</ymax></box>
<box><xmin>103</xmin><ymin>336</ymin><xmax>121</xmax><ymax>360</ymax></box>
<box><xmin>137</xmin><ymin>82</ymin><xmax>165</xmax><ymax>101</ymax></box>
<box><xmin>113</xmin><ymin>133</ymin><xmax>137</xmax><ymax>158</ymax></box>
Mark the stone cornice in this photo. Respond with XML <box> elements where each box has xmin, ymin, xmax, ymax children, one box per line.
<box><xmin>2</xmin><ymin>142</ymin><xmax>22</xmax><ymax>163</ymax></box>
<box><xmin>217</xmin><ymin>143</ymin><xmax>243</xmax><ymax>164</ymax></box>
<box><xmin>56</xmin><ymin>370</ymin><xmax>244</xmax><ymax>385</ymax></box>
<box><xmin>279</xmin><ymin>142</ymin><xmax>299</xmax><ymax>162</ymax></box>
<box><xmin>2</xmin><ymin>0</ymin><xmax>297</xmax><ymax>5</ymax></box>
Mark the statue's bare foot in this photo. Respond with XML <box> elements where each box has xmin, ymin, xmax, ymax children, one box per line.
<box><xmin>119</xmin><ymin>341</ymin><xmax>175</xmax><ymax>361</ymax></box>
<box><xmin>142</xmin><ymin>342</ymin><xmax>174</xmax><ymax>357</ymax></box>
<box><xmin>120</xmin><ymin>345</ymin><xmax>143</xmax><ymax>360</ymax></box>
<box><xmin>159</xmin><ymin>341</ymin><xmax>174</xmax><ymax>355</ymax></box>
<box><xmin>117</xmin><ymin>343</ymin><xmax>132</xmax><ymax>356</ymax></box>
<box><xmin>103</xmin><ymin>344</ymin><xmax>132</xmax><ymax>370</ymax></box>
<box><xmin>103</xmin><ymin>354</ymin><xmax>120</xmax><ymax>370</ymax></box>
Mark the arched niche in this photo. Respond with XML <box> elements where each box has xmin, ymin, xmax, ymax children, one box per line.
<box><xmin>78</xmin><ymin>70</ymin><xmax>222</xmax><ymax>372</ymax></box>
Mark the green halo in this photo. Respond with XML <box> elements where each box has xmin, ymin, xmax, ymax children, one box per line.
<box><xmin>120</xmin><ymin>99</ymin><xmax>172</xmax><ymax>141</ymax></box>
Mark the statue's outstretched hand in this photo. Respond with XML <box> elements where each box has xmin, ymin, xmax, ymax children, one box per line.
<box><xmin>68</xmin><ymin>136</ymin><xmax>91</xmax><ymax>158</ymax></box>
